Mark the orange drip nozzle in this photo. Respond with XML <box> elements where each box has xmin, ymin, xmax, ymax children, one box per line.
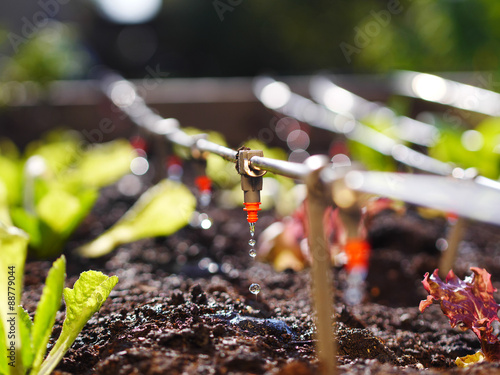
<box><xmin>195</xmin><ymin>175</ymin><xmax>212</xmax><ymax>193</ymax></box>
<box><xmin>344</xmin><ymin>238</ymin><xmax>371</xmax><ymax>272</ymax></box>
<box><xmin>243</xmin><ymin>202</ymin><xmax>261</xmax><ymax>223</ymax></box>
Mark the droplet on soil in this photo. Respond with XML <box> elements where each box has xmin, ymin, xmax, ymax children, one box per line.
<box><xmin>249</xmin><ymin>283</ymin><xmax>261</xmax><ymax>295</ymax></box>
<box><xmin>248</xmin><ymin>239</ymin><xmax>256</xmax><ymax>247</ymax></box>
<box><xmin>249</xmin><ymin>248</ymin><xmax>257</xmax><ymax>258</ymax></box>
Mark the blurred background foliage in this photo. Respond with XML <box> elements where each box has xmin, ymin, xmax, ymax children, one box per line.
<box><xmin>0</xmin><ymin>0</ymin><xmax>499</xmax><ymax>81</ymax></box>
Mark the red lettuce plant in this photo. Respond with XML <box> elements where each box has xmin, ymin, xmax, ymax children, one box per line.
<box><xmin>419</xmin><ymin>267</ymin><xmax>500</xmax><ymax>362</ymax></box>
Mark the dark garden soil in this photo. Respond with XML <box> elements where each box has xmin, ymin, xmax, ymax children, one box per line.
<box><xmin>21</xmin><ymin>182</ymin><xmax>500</xmax><ymax>375</ymax></box>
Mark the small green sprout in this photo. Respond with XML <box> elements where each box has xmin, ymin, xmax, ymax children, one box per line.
<box><xmin>0</xmin><ymin>223</ymin><xmax>118</xmax><ymax>375</ymax></box>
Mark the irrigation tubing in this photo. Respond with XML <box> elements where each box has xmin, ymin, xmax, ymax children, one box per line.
<box><xmin>101</xmin><ymin>74</ymin><xmax>313</xmax><ymax>180</ymax></box>
<box><xmin>100</xmin><ymin>73</ymin><xmax>500</xmax><ymax>227</ymax></box>
<box><xmin>254</xmin><ymin>76</ymin><xmax>500</xmax><ymax>191</ymax></box>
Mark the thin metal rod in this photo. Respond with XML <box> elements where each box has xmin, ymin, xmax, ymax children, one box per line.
<box><xmin>196</xmin><ymin>138</ymin><xmax>238</xmax><ymax>162</ymax></box>
<box><xmin>392</xmin><ymin>70</ymin><xmax>500</xmax><ymax>117</ymax></box>
<box><xmin>249</xmin><ymin>155</ymin><xmax>310</xmax><ymax>180</ymax></box>
<box><xmin>310</xmin><ymin>75</ymin><xmax>439</xmax><ymax>147</ymax></box>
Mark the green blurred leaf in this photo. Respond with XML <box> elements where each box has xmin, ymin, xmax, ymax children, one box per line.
<box><xmin>25</xmin><ymin>130</ymin><xmax>81</xmax><ymax>176</ymax></box>
<box><xmin>10</xmin><ymin>209</ymin><xmax>42</xmax><ymax>250</ymax></box>
<box><xmin>36</xmin><ymin>190</ymin><xmax>81</xmax><ymax>234</ymax></box>
<box><xmin>430</xmin><ymin>118</ymin><xmax>500</xmax><ymax>179</ymax></box>
<box><xmin>348</xmin><ymin>115</ymin><xmax>397</xmax><ymax>172</ymax></box>
<box><xmin>12</xmin><ymin>188</ymin><xmax>97</xmax><ymax>258</ymax></box>
<box><xmin>0</xmin><ymin>155</ymin><xmax>22</xmax><ymax>206</ymax></box>
<box><xmin>0</xmin><ymin>223</ymin><xmax>29</xmax><ymax>374</ymax></box>
<box><xmin>18</xmin><ymin>307</ymin><xmax>33</xmax><ymax>371</ymax></box>
<box><xmin>1</xmin><ymin>22</ymin><xmax>89</xmax><ymax>85</ymax></box>
<box><xmin>62</xmin><ymin>139</ymin><xmax>135</xmax><ymax>189</ymax></box>
<box><xmin>78</xmin><ymin>179</ymin><xmax>196</xmax><ymax>257</ymax></box>
<box><xmin>0</xmin><ymin>180</ymin><xmax>12</xmax><ymax>225</ymax></box>
<box><xmin>31</xmin><ymin>256</ymin><xmax>66</xmax><ymax>374</ymax></box>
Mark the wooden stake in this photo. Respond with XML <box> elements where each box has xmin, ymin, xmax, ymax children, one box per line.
<box><xmin>305</xmin><ymin>161</ymin><xmax>336</xmax><ymax>375</ymax></box>
<box><xmin>439</xmin><ymin>217</ymin><xmax>467</xmax><ymax>279</ymax></box>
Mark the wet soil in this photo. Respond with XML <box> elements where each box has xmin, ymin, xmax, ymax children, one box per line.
<box><xmin>21</xmin><ymin>183</ymin><xmax>500</xmax><ymax>374</ymax></box>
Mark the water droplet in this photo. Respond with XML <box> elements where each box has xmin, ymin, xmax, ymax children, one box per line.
<box><xmin>249</xmin><ymin>283</ymin><xmax>261</xmax><ymax>295</ymax></box>
<box><xmin>249</xmin><ymin>248</ymin><xmax>257</xmax><ymax>258</ymax></box>
<box><xmin>249</xmin><ymin>222</ymin><xmax>255</xmax><ymax>236</ymax></box>
<box><xmin>248</xmin><ymin>239</ymin><xmax>256</xmax><ymax>247</ymax></box>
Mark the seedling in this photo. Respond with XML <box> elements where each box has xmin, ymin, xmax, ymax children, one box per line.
<box><xmin>420</xmin><ymin>267</ymin><xmax>500</xmax><ymax>366</ymax></box>
<box><xmin>0</xmin><ymin>130</ymin><xmax>136</xmax><ymax>258</ymax></box>
<box><xmin>0</xmin><ymin>223</ymin><xmax>118</xmax><ymax>375</ymax></box>
<box><xmin>78</xmin><ymin>179</ymin><xmax>196</xmax><ymax>258</ymax></box>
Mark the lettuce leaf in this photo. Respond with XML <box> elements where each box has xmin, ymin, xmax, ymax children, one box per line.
<box><xmin>30</xmin><ymin>256</ymin><xmax>66</xmax><ymax>374</ymax></box>
<box><xmin>18</xmin><ymin>308</ymin><xmax>33</xmax><ymax>371</ymax></box>
<box><xmin>78</xmin><ymin>179</ymin><xmax>196</xmax><ymax>257</ymax></box>
<box><xmin>0</xmin><ymin>223</ymin><xmax>29</xmax><ymax>374</ymax></box>
<box><xmin>420</xmin><ymin>268</ymin><xmax>500</xmax><ymax>362</ymax></box>
<box><xmin>37</xmin><ymin>271</ymin><xmax>118</xmax><ymax>375</ymax></box>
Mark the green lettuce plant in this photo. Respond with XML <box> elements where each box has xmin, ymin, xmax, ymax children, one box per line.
<box><xmin>0</xmin><ymin>130</ymin><xmax>135</xmax><ymax>258</ymax></box>
<box><xmin>0</xmin><ymin>223</ymin><xmax>118</xmax><ymax>375</ymax></box>
<box><xmin>347</xmin><ymin>113</ymin><xmax>398</xmax><ymax>172</ymax></box>
<box><xmin>430</xmin><ymin>117</ymin><xmax>500</xmax><ymax>179</ymax></box>
<box><xmin>78</xmin><ymin>179</ymin><xmax>196</xmax><ymax>257</ymax></box>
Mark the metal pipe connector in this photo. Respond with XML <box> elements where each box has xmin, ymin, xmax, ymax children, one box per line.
<box><xmin>236</xmin><ymin>148</ymin><xmax>266</xmax><ymax>223</ymax></box>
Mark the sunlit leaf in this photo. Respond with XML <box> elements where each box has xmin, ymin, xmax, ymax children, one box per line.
<box><xmin>0</xmin><ymin>223</ymin><xmax>29</xmax><ymax>373</ymax></box>
<box><xmin>62</xmin><ymin>139</ymin><xmax>135</xmax><ymax>189</ymax></box>
<box><xmin>37</xmin><ymin>271</ymin><xmax>118</xmax><ymax>375</ymax></box>
<box><xmin>31</xmin><ymin>256</ymin><xmax>66</xmax><ymax>374</ymax></box>
<box><xmin>78</xmin><ymin>179</ymin><xmax>196</xmax><ymax>257</ymax></box>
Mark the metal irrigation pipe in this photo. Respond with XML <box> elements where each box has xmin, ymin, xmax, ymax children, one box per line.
<box><xmin>309</xmin><ymin>75</ymin><xmax>439</xmax><ymax>147</ymax></box>
<box><xmin>101</xmin><ymin>73</ymin><xmax>500</xmax><ymax>374</ymax></box>
<box><xmin>254</xmin><ymin>76</ymin><xmax>500</xmax><ymax>278</ymax></box>
<box><xmin>102</xmin><ymin>74</ymin><xmax>337</xmax><ymax>375</ymax></box>
<box><xmin>253</xmin><ymin>77</ymin><xmax>453</xmax><ymax>176</ymax></box>
<box><xmin>308</xmin><ymin>75</ymin><xmax>500</xmax><ymax>276</ymax></box>
<box><xmin>391</xmin><ymin>70</ymin><xmax>500</xmax><ymax>117</ymax></box>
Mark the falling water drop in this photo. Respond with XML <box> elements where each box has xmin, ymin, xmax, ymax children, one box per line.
<box><xmin>249</xmin><ymin>248</ymin><xmax>257</xmax><ymax>258</ymax></box>
<box><xmin>249</xmin><ymin>283</ymin><xmax>261</xmax><ymax>295</ymax></box>
<box><xmin>248</xmin><ymin>239</ymin><xmax>256</xmax><ymax>247</ymax></box>
<box><xmin>249</xmin><ymin>222</ymin><xmax>255</xmax><ymax>237</ymax></box>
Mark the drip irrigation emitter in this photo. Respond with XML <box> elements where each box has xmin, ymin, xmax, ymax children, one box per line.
<box><xmin>255</xmin><ymin>76</ymin><xmax>500</xmax><ymax>277</ymax></box>
<box><xmin>236</xmin><ymin>148</ymin><xmax>266</xmax><ymax>225</ymax></box>
<box><xmin>191</xmin><ymin>140</ymin><xmax>214</xmax><ymax>229</ymax></box>
<box><xmin>330</xmin><ymin>171</ymin><xmax>371</xmax><ymax>306</ymax></box>
<box><xmin>101</xmin><ymin>72</ymin><xmax>500</xmax><ymax>375</ymax></box>
<box><xmin>308</xmin><ymin>75</ymin><xmax>500</xmax><ymax>277</ymax></box>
